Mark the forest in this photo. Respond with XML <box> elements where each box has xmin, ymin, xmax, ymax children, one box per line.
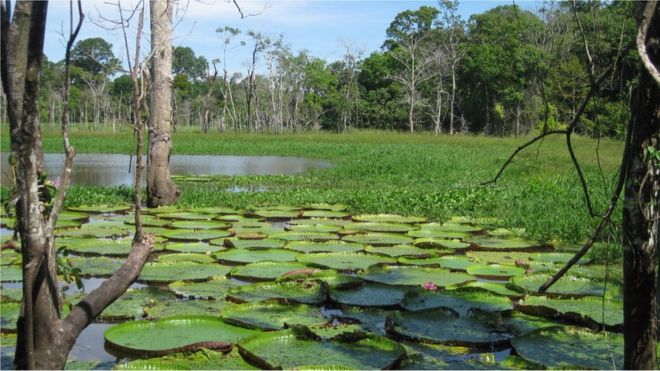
<box><xmin>0</xmin><ymin>1</ymin><xmax>638</xmax><ymax>136</ymax></box>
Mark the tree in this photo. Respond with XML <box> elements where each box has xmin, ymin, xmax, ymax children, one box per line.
<box><xmin>71</xmin><ymin>37</ymin><xmax>119</xmax><ymax>76</ymax></box>
<box><xmin>147</xmin><ymin>0</ymin><xmax>180</xmax><ymax>207</ymax></box>
<box><xmin>1</xmin><ymin>1</ymin><xmax>152</xmax><ymax>368</ymax></box>
<box><xmin>173</xmin><ymin>46</ymin><xmax>207</xmax><ymax>80</ymax></box>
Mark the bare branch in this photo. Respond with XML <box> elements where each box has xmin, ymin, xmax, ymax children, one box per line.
<box><xmin>571</xmin><ymin>0</ymin><xmax>595</xmax><ymax>82</ymax></box>
<box><xmin>637</xmin><ymin>1</ymin><xmax>660</xmax><ymax>86</ymax></box>
<box><xmin>230</xmin><ymin>0</ymin><xmax>267</xmax><ymax>19</ymax></box>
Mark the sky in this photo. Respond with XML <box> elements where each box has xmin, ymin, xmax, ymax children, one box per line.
<box><xmin>42</xmin><ymin>0</ymin><xmax>540</xmax><ymax>75</ymax></box>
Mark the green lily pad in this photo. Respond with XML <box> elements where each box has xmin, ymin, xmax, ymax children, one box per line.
<box><xmin>161</xmin><ymin>230</ymin><xmax>232</xmax><ymax>242</ymax></box>
<box><xmin>58</xmin><ymin>211</ymin><xmax>90</xmax><ymax>221</ymax></box>
<box><xmin>222</xmin><ymin>302</ymin><xmax>327</xmax><ymax>330</ymax></box>
<box><xmin>509</xmin><ymin>273</ymin><xmax>607</xmax><ymax>297</ymax></box>
<box><xmin>270</xmin><ymin>231</ymin><xmax>338</xmax><ymax>242</ymax></box>
<box><xmin>343</xmin><ymin>233</ymin><xmax>413</xmax><ymax>246</ymax></box>
<box><xmin>296</xmin><ymin>252</ymin><xmax>395</xmax><ymax>271</ymax></box>
<box><xmin>82</xmin><ymin>219</ymin><xmax>127</xmax><ymax>229</ymax></box>
<box><xmin>195</xmin><ymin>207</ymin><xmax>239</xmax><ymax>215</ymax></box>
<box><xmin>502</xmin><ymin>312</ymin><xmax>567</xmax><ymax>336</ymax></box>
<box><xmin>1</xmin><ymin>301</ymin><xmax>20</xmax><ymax>331</ymax></box>
<box><xmin>168</xmin><ymin>220</ymin><xmax>231</xmax><ymax>230</ymax></box>
<box><xmin>1</xmin><ymin>332</ymin><xmax>17</xmax><ymax>347</ymax></box>
<box><xmin>68</xmin><ymin>257</ymin><xmax>124</xmax><ymax>277</ymax></box>
<box><xmin>286</xmin><ymin>224</ymin><xmax>343</xmax><ymax>233</ymax></box>
<box><xmin>115</xmin><ymin>348</ymin><xmax>256</xmax><ymax>370</ymax></box>
<box><xmin>164</xmin><ymin>242</ymin><xmax>224</xmax><ymax>254</ymax></box>
<box><xmin>0</xmin><ymin>250</ymin><xmax>21</xmax><ymax>266</ymax></box>
<box><xmin>57</xmin><ymin>237</ymin><xmax>133</xmax><ymax>256</ymax></box>
<box><xmin>68</xmin><ymin>205</ymin><xmax>131</xmax><ymax>214</ymax></box>
<box><xmin>56</xmin><ymin>227</ymin><xmax>130</xmax><ymax>239</ymax></box>
<box><xmin>530</xmin><ymin>252</ymin><xmax>590</xmax><ymax>265</ymax></box>
<box><xmin>338</xmin><ymin>306</ymin><xmax>389</xmax><ymax>334</ymax></box>
<box><xmin>344</xmin><ymin>223</ymin><xmax>417</xmax><ymax>233</ymax></box>
<box><xmin>353</xmin><ymin>214</ymin><xmax>426</xmax><ymax>224</ymax></box>
<box><xmin>104</xmin><ymin>315</ymin><xmax>258</xmax><ymax>356</ymax></box>
<box><xmin>468</xmin><ymin>237</ymin><xmax>542</xmax><ymax>251</ymax></box>
<box><xmin>250</xmin><ymin>209</ymin><xmax>301</xmax><ymax>219</ymax></box>
<box><xmin>237</xmin><ymin>329</ymin><xmax>406</xmax><ymax>370</ymax></box>
<box><xmin>488</xmin><ymin>228</ymin><xmax>526</xmax><ymax>238</ymax></box>
<box><xmin>125</xmin><ymin>216</ymin><xmax>173</xmax><ymax>227</ymax></box>
<box><xmin>214</xmin><ymin>249</ymin><xmax>299</xmax><ymax>264</ymax></box>
<box><xmin>1</xmin><ymin>287</ymin><xmax>22</xmax><ymax>302</ymax></box>
<box><xmin>386</xmin><ymin>309</ymin><xmax>511</xmax><ymax>347</ymax></box>
<box><xmin>414</xmin><ymin>238</ymin><xmax>470</xmax><ymax>250</ymax></box>
<box><xmin>285</xmin><ymin>241</ymin><xmax>364</xmax><ymax>254</ymax></box>
<box><xmin>464</xmin><ymin>282</ymin><xmax>524</xmax><ymax>298</ymax></box>
<box><xmin>421</xmin><ymin>223</ymin><xmax>484</xmax><ymax>233</ymax></box>
<box><xmin>300</xmin><ymin>323</ymin><xmax>367</xmax><ymax>341</ymax></box>
<box><xmin>139</xmin><ymin>262</ymin><xmax>232</xmax><ymax>283</ymax></box>
<box><xmin>400</xmin><ymin>288</ymin><xmax>513</xmax><ymax>315</ymax></box>
<box><xmin>288</xmin><ymin>218</ymin><xmax>351</xmax><ymax>226</ymax></box>
<box><xmin>466</xmin><ymin>264</ymin><xmax>525</xmax><ymax>279</ymax></box>
<box><xmin>397</xmin><ymin>255</ymin><xmax>452</xmax><ymax>266</ymax></box>
<box><xmin>55</xmin><ymin>219</ymin><xmax>82</xmax><ymax>230</ymax></box>
<box><xmin>230</xmin><ymin>261</ymin><xmax>309</xmax><ymax>281</ymax></box>
<box><xmin>437</xmin><ymin>256</ymin><xmax>473</xmax><ymax>271</ymax></box>
<box><xmin>305</xmin><ymin>203</ymin><xmax>347</xmax><ymax>211</ymax></box>
<box><xmin>145</xmin><ymin>298</ymin><xmax>229</xmax><ymax>319</ymax></box>
<box><xmin>301</xmin><ymin>210</ymin><xmax>349</xmax><ymax>219</ymax></box>
<box><xmin>277</xmin><ymin>269</ymin><xmax>363</xmax><ymax>290</ymax></box>
<box><xmin>232</xmin><ymin>231</ymin><xmax>268</xmax><ymax>240</ymax></box>
<box><xmin>156</xmin><ymin>212</ymin><xmax>212</xmax><ymax>221</ymax></box>
<box><xmin>511</xmin><ymin>326</ymin><xmax>623</xmax><ymax>369</ymax></box>
<box><xmin>519</xmin><ymin>295</ymin><xmax>623</xmax><ymax>329</ymax></box>
<box><xmin>214</xmin><ymin>215</ymin><xmax>260</xmax><ymax>222</ymax></box>
<box><xmin>156</xmin><ymin>253</ymin><xmax>216</xmax><ymax>264</ymax></box>
<box><xmin>168</xmin><ymin>276</ymin><xmax>238</xmax><ymax>299</ymax></box>
<box><xmin>226</xmin><ymin>280</ymin><xmax>327</xmax><ymax>305</ymax></box>
<box><xmin>364</xmin><ymin>245</ymin><xmax>433</xmax><ymax>258</ymax></box>
<box><xmin>465</xmin><ymin>251</ymin><xmax>534</xmax><ymax>266</ymax></box>
<box><xmin>330</xmin><ymin>283</ymin><xmax>408</xmax><ymax>307</ymax></box>
<box><xmin>98</xmin><ymin>287</ymin><xmax>175</xmax><ymax>320</ymax></box>
<box><xmin>219</xmin><ymin>238</ymin><xmax>285</xmax><ymax>250</ymax></box>
<box><xmin>407</xmin><ymin>230</ymin><xmax>469</xmax><ymax>239</ymax></box>
<box><xmin>359</xmin><ymin>265</ymin><xmax>475</xmax><ymax>288</ymax></box>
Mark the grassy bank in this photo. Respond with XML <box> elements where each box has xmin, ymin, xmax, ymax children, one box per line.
<box><xmin>1</xmin><ymin>126</ymin><xmax>624</xmax><ymax>256</ymax></box>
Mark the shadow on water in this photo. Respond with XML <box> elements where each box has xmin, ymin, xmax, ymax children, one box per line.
<box><xmin>0</xmin><ymin>153</ymin><xmax>332</xmax><ymax>187</ymax></box>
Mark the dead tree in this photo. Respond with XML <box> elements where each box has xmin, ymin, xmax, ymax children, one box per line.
<box><xmin>1</xmin><ymin>0</ymin><xmax>152</xmax><ymax>369</ymax></box>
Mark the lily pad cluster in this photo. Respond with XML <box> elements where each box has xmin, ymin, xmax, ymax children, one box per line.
<box><xmin>0</xmin><ymin>205</ymin><xmax>626</xmax><ymax>369</ymax></box>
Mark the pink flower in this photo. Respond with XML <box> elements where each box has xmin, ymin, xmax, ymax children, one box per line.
<box><xmin>422</xmin><ymin>281</ymin><xmax>438</xmax><ymax>291</ymax></box>
<box><xmin>52</xmin><ymin>176</ymin><xmax>62</xmax><ymax>188</ymax></box>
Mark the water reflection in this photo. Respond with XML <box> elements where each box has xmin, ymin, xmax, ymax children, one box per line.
<box><xmin>0</xmin><ymin>153</ymin><xmax>332</xmax><ymax>187</ymax></box>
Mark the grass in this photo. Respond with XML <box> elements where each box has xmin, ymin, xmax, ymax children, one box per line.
<box><xmin>1</xmin><ymin>125</ymin><xmax>625</xmax><ymax>259</ymax></box>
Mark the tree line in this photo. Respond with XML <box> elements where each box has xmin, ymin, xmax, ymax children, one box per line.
<box><xmin>0</xmin><ymin>0</ymin><xmax>638</xmax><ymax>137</ymax></box>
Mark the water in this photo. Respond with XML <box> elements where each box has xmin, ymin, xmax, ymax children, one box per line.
<box><xmin>0</xmin><ymin>153</ymin><xmax>332</xmax><ymax>187</ymax></box>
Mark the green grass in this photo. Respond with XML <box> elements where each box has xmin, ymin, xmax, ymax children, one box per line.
<box><xmin>1</xmin><ymin>126</ymin><xmax>624</xmax><ymax>257</ymax></box>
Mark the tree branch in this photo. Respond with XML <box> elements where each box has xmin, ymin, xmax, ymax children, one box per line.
<box><xmin>637</xmin><ymin>1</ymin><xmax>660</xmax><ymax>86</ymax></box>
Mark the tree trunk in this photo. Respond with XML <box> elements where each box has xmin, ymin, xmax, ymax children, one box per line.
<box><xmin>146</xmin><ymin>0</ymin><xmax>179</xmax><ymax>207</ymax></box>
<box><xmin>623</xmin><ymin>3</ymin><xmax>659</xmax><ymax>369</ymax></box>
<box><xmin>450</xmin><ymin>67</ymin><xmax>456</xmax><ymax>135</ymax></box>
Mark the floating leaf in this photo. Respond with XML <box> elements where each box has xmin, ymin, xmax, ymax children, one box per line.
<box><xmin>161</xmin><ymin>230</ymin><xmax>232</xmax><ymax>242</ymax></box>
<box><xmin>156</xmin><ymin>253</ymin><xmax>216</xmax><ymax>264</ymax></box>
<box><xmin>364</xmin><ymin>245</ymin><xmax>432</xmax><ymax>258</ymax></box>
<box><xmin>68</xmin><ymin>205</ymin><xmax>131</xmax><ymax>214</ymax></box>
<box><xmin>465</xmin><ymin>251</ymin><xmax>534</xmax><ymax>266</ymax></box>
<box><xmin>0</xmin><ymin>287</ymin><xmax>22</xmax><ymax>302</ymax></box>
<box><xmin>164</xmin><ymin>242</ymin><xmax>225</xmax><ymax>254</ymax></box>
<box><xmin>145</xmin><ymin>298</ymin><xmax>228</xmax><ymax>319</ymax></box>
<box><xmin>286</xmin><ymin>224</ymin><xmax>343</xmax><ymax>233</ymax></box>
<box><xmin>214</xmin><ymin>249</ymin><xmax>300</xmax><ymax>264</ymax></box>
<box><xmin>344</xmin><ymin>222</ymin><xmax>417</xmax><ymax>233</ymax></box>
<box><xmin>421</xmin><ymin>223</ymin><xmax>484</xmax><ymax>233</ymax></box>
<box><xmin>230</xmin><ymin>261</ymin><xmax>309</xmax><ymax>281</ymax></box>
<box><xmin>277</xmin><ymin>269</ymin><xmax>362</xmax><ymax>290</ymax></box>
<box><xmin>407</xmin><ymin>230</ymin><xmax>469</xmax><ymax>239</ymax></box>
<box><xmin>296</xmin><ymin>252</ymin><xmax>395</xmax><ymax>271</ymax></box>
<box><xmin>509</xmin><ymin>273</ymin><xmax>607</xmax><ymax>297</ymax></box>
<box><xmin>530</xmin><ymin>252</ymin><xmax>590</xmax><ymax>265</ymax></box>
<box><xmin>169</xmin><ymin>276</ymin><xmax>238</xmax><ymax>299</ymax></box>
<box><xmin>464</xmin><ymin>282</ymin><xmax>523</xmax><ymax>298</ymax></box>
<box><xmin>301</xmin><ymin>210</ymin><xmax>350</xmax><ymax>219</ymax></box>
<box><xmin>519</xmin><ymin>295</ymin><xmax>623</xmax><ymax>329</ymax></box>
<box><xmin>250</xmin><ymin>209</ymin><xmax>300</xmax><ymax>219</ymax></box>
<box><xmin>285</xmin><ymin>241</ymin><xmax>364</xmax><ymax>254</ymax></box>
<box><xmin>56</xmin><ymin>227</ymin><xmax>130</xmax><ymax>239</ymax></box>
<box><xmin>466</xmin><ymin>264</ymin><xmax>525</xmax><ymax>279</ymax></box>
<box><xmin>1</xmin><ymin>302</ymin><xmax>20</xmax><ymax>331</ymax></box>
<box><xmin>437</xmin><ymin>256</ymin><xmax>473</xmax><ymax>271</ymax></box>
<box><xmin>400</xmin><ymin>288</ymin><xmax>513</xmax><ymax>315</ymax></box>
<box><xmin>353</xmin><ymin>214</ymin><xmax>426</xmax><ymax>224</ymax></box>
<box><xmin>338</xmin><ymin>306</ymin><xmax>389</xmax><ymax>335</ymax></box>
<box><xmin>169</xmin><ymin>220</ymin><xmax>231</xmax><ymax>230</ymax></box>
<box><xmin>343</xmin><ymin>233</ymin><xmax>413</xmax><ymax>246</ymax></box>
<box><xmin>222</xmin><ymin>302</ymin><xmax>326</xmax><ymax>330</ymax></box>
<box><xmin>98</xmin><ymin>288</ymin><xmax>175</xmax><ymax>320</ymax></box>
<box><xmin>330</xmin><ymin>283</ymin><xmax>408</xmax><ymax>307</ymax></box>
<box><xmin>413</xmin><ymin>238</ymin><xmax>470</xmax><ymax>250</ymax></box>
<box><xmin>115</xmin><ymin>348</ymin><xmax>256</xmax><ymax>370</ymax></box>
<box><xmin>219</xmin><ymin>238</ymin><xmax>285</xmax><ymax>250</ymax></box>
<box><xmin>270</xmin><ymin>231</ymin><xmax>338</xmax><ymax>242</ymax></box>
<box><xmin>156</xmin><ymin>212</ymin><xmax>212</xmax><ymax>221</ymax></box>
<box><xmin>195</xmin><ymin>207</ymin><xmax>239</xmax><ymax>215</ymax></box>
<box><xmin>226</xmin><ymin>280</ymin><xmax>327</xmax><ymax>305</ymax></box>
<box><xmin>359</xmin><ymin>265</ymin><xmax>475</xmax><ymax>288</ymax></box>
<box><xmin>139</xmin><ymin>262</ymin><xmax>232</xmax><ymax>283</ymax></box>
<box><xmin>396</xmin><ymin>255</ymin><xmax>452</xmax><ymax>266</ymax></box>
<box><xmin>468</xmin><ymin>237</ymin><xmax>543</xmax><ymax>251</ymax></box>
<box><xmin>57</xmin><ymin>237</ymin><xmax>133</xmax><ymax>256</ymax></box>
<box><xmin>68</xmin><ymin>257</ymin><xmax>123</xmax><ymax>277</ymax></box>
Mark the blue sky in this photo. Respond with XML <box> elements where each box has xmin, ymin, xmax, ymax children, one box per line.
<box><xmin>43</xmin><ymin>0</ymin><xmax>539</xmax><ymax>75</ymax></box>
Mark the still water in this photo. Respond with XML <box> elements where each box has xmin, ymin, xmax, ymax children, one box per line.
<box><xmin>0</xmin><ymin>153</ymin><xmax>332</xmax><ymax>187</ymax></box>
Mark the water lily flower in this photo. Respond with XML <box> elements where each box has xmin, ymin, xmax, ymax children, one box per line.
<box><xmin>52</xmin><ymin>176</ymin><xmax>62</xmax><ymax>188</ymax></box>
<box><xmin>422</xmin><ymin>281</ymin><xmax>438</xmax><ymax>291</ymax></box>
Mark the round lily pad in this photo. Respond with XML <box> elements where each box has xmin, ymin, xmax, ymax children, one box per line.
<box><xmin>0</xmin><ymin>250</ymin><xmax>21</xmax><ymax>266</ymax></box>
<box><xmin>465</xmin><ymin>251</ymin><xmax>534</xmax><ymax>266</ymax></box>
<box><xmin>296</xmin><ymin>252</ymin><xmax>395</xmax><ymax>271</ymax></box>
<box><xmin>1</xmin><ymin>287</ymin><xmax>22</xmax><ymax>302</ymax></box>
<box><xmin>438</xmin><ymin>256</ymin><xmax>473</xmax><ymax>271</ymax></box>
<box><xmin>98</xmin><ymin>287</ymin><xmax>176</xmax><ymax>320</ymax></box>
<box><xmin>226</xmin><ymin>280</ymin><xmax>327</xmax><ymax>305</ymax></box>
<box><xmin>343</xmin><ymin>233</ymin><xmax>413</xmax><ymax>246</ymax></box>
<box><xmin>277</xmin><ymin>269</ymin><xmax>363</xmax><ymax>290</ymax></box>
<box><xmin>169</xmin><ymin>220</ymin><xmax>231</xmax><ymax>230</ymax></box>
<box><xmin>464</xmin><ymin>282</ymin><xmax>524</xmax><ymax>298</ymax></box>
<box><xmin>285</xmin><ymin>241</ymin><xmax>364</xmax><ymax>254</ymax></box>
<box><xmin>233</xmin><ymin>231</ymin><xmax>268</xmax><ymax>240</ymax></box>
<box><xmin>286</xmin><ymin>224</ymin><xmax>343</xmax><ymax>233</ymax></box>
<box><xmin>288</xmin><ymin>218</ymin><xmax>351</xmax><ymax>226</ymax></box>
<box><xmin>169</xmin><ymin>276</ymin><xmax>238</xmax><ymax>299</ymax></box>
<box><xmin>400</xmin><ymin>288</ymin><xmax>513</xmax><ymax>315</ymax></box>
<box><xmin>58</xmin><ymin>211</ymin><xmax>90</xmax><ymax>221</ymax></box>
<box><xmin>115</xmin><ymin>348</ymin><xmax>256</xmax><ymax>370</ymax></box>
<box><xmin>68</xmin><ymin>205</ymin><xmax>131</xmax><ymax>214</ymax></box>
<box><xmin>301</xmin><ymin>210</ymin><xmax>349</xmax><ymax>219</ymax></box>
<box><xmin>413</xmin><ymin>238</ymin><xmax>470</xmax><ymax>250</ymax></box>
<box><xmin>230</xmin><ymin>262</ymin><xmax>309</xmax><ymax>281</ymax></box>
<box><xmin>156</xmin><ymin>212</ymin><xmax>212</xmax><ymax>221</ymax></box>
<box><xmin>144</xmin><ymin>298</ymin><xmax>228</xmax><ymax>319</ymax></box>
<box><xmin>157</xmin><ymin>253</ymin><xmax>216</xmax><ymax>264</ymax></box>
<box><xmin>57</xmin><ymin>238</ymin><xmax>133</xmax><ymax>256</ymax></box>
<box><xmin>138</xmin><ymin>262</ymin><xmax>232</xmax><ymax>283</ymax></box>
<box><xmin>364</xmin><ymin>245</ymin><xmax>433</xmax><ymax>258</ymax></box>
<box><xmin>270</xmin><ymin>231</ymin><xmax>338</xmax><ymax>242</ymax></box>
<box><xmin>104</xmin><ymin>315</ymin><xmax>258</xmax><ymax>356</ymax></box>
<box><xmin>304</xmin><ymin>203</ymin><xmax>347</xmax><ymax>212</ymax></box>
<box><xmin>250</xmin><ymin>209</ymin><xmax>300</xmax><ymax>219</ymax></box>
<box><xmin>396</xmin><ymin>255</ymin><xmax>452</xmax><ymax>266</ymax></box>
<box><xmin>55</xmin><ymin>219</ymin><xmax>82</xmax><ymax>230</ymax></box>
<box><xmin>68</xmin><ymin>257</ymin><xmax>124</xmax><ymax>277</ymax></box>
<box><xmin>215</xmin><ymin>215</ymin><xmax>260</xmax><ymax>222</ymax></box>
<box><xmin>519</xmin><ymin>295</ymin><xmax>623</xmax><ymax>329</ymax></box>
<box><xmin>338</xmin><ymin>306</ymin><xmax>389</xmax><ymax>335</ymax></box>
<box><xmin>488</xmin><ymin>228</ymin><xmax>526</xmax><ymax>238</ymax></box>
<box><xmin>124</xmin><ymin>216</ymin><xmax>171</xmax><ymax>227</ymax></box>
<box><xmin>214</xmin><ymin>249</ymin><xmax>299</xmax><ymax>264</ymax></box>
<box><xmin>468</xmin><ymin>237</ymin><xmax>542</xmax><ymax>251</ymax></box>
<box><xmin>1</xmin><ymin>301</ymin><xmax>20</xmax><ymax>331</ymax></box>
<box><xmin>237</xmin><ymin>329</ymin><xmax>406</xmax><ymax>370</ymax></box>
<box><xmin>466</xmin><ymin>264</ymin><xmax>525</xmax><ymax>279</ymax></box>
<box><xmin>509</xmin><ymin>273</ymin><xmax>607</xmax><ymax>297</ymax></box>
<box><xmin>161</xmin><ymin>229</ymin><xmax>233</xmax><ymax>242</ymax></box>
<box><xmin>531</xmin><ymin>252</ymin><xmax>590</xmax><ymax>265</ymax></box>
<box><xmin>56</xmin><ymin>227</ymin><xmax>130</xmax><ymax>239</ymax></box>
<box><xmin>195</xmin><ymin>207</ymin><xmax>239</xmax><ymax>215</ymax></box>
<box><xmin>345</xmin><ymin>222</ymin><xmax>417</xmax><ymax>233</ymax></box>
<box><xmin>386</xmin><ymin>309</ymin><xmax>512</xmax><ymax>347</ymax></box>
<box><xmin>359</xmin><ymin>265</ymin><xmax>475</xmax><ymax>288</ymax></box>
<box><xmin>511</xmin><ymin>326</ymin><xmax>623</xmax><ymax>369</ymax></box>
<box><xmin>353</xmin><ymin>214</ymin><xmax>426</xmax><ymax>224</ymax></box>
<box><xmin>164</xmin><ymin>242</ymin><xmax>224</xmax><ymax>254</ymax></box>
<box><xmin>330</xmin><ymin>283</ymin><xmax>409</xmax><ymax>307</ymax></box>
<box><xmin>407</xmin><ymin>229</ymin><xmax>469</xmax><ymax>239</ymax></box>
<box><xmin>219</xmin><ymin>238</ymin><xmax>285</xmax><ymax>250</ymax></box>
<box><xmin>222</xmin><ymin>302</ymin><xmax>327</xmax><ymax>330</ymax></box>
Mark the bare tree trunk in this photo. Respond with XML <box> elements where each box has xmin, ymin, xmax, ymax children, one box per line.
<box><xmin>147</xmin><ymin>0</ymin><xmax>179</xmax><ymax>207</ymax></box>
<box><xmin>408</xmin><ymin>94</ymin><xmax>414</xmax><ymax>134</ymax></box>
<box><xmin>449</xmin><ymin>67</ymin><xmax>456</xmax><ymax>135</ymax></box>
<box><xmin>623</xmin><ymin>3</ymin><xmax>659</xmax><ymax>369</ymax></box>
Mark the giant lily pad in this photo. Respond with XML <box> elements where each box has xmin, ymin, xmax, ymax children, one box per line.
<box><xmin>156</xmin><ymin>212</ymin><xmax>212</xmax><ymax>221</ymax></box>
<box><xmin>125</xmin><ymin>216</ymin><xmax>171</xmax><ymax>227</ymax></box>
<box><xmin>0</xmin><ymin>250</ymin><xmax>21</xmax><ymax>266</ymax></box>
<box><xmin>1</xmin><ymin>302</ymin><xmax>20</xmax><ymax>331</ymax></box>
<box><xmin>68</xmin><ymin>257</ymin><xmax>124</xmax><ymax>277</ymax></box>
<box><xmin>104</xmin><ymin>315</ymin><xmax>258</xmax><ymax>356</ymax></box>
<box><xmin>344</xmin><ymin>222</ymin><xmax>417</xmax><ymax>233</ymax></box>
<box><xmin>288</xmin><ymin>218</ymin><xmax>351</xmax><ymax>227</ymax></box>
<box><xmin>437</xmin><ymin>256</ymin><xmax>473</xmax><ymax>271</ymax></box>
<box><xmin>519</xmin><ymin>295</ymin><xmax>623</xmax><ymax>329</ymax></box>
<box><xmin>464</xmin><ymin>282</ymin><xmax>523</xmax><ymax>298</ymax></box>
<box><xmin>226</xmin><ymin>280</ymin><xmax>327</xmax><ymax>305</ymax></box>
<box><xmin>285</xmin><ymin>241</ymin><xmax>364</xmax><ymax>254</ymax></box>
<box><xmin>396</xmin><ymin>255</ymin><xmax>452</xmax><ymax>266</ymax></box>
<box><xmin>359</xmin><ymin>265</ymin><xmax>475</xmax><ymax>288</ymax></box>
<box><xmin>296</xmin><ymin>252</ymin><xmax>395</xmax><ymax>271</ymax></box>
<box><xmin>169</xmin><ymin>220</ymin><xmax>231</xmax><ymax>230</ymax></box>
<box><xmin>68</xmin><ymin>205</ymin><xmax>131</xmax><ymax>214</ymax></box>
<box><xmin>161</xmin><ymin>230</ymin><xmax>232</xmax><ymax>242</ymax></box>
<box><xmin>400</xmin><ymin>288</ymin><xmax>513</xmax><ymax>315</ymax></box>
<box><xmin>115</xmin><ymin>348</ymin><xmax>256</xmax><ymax>370</ymax></box>
<box><xmin>286</xmin><ymin>224</ymin><xmax>343</xmax><ymax>233</ymax></box>
<box><xmin>468</xmin><ymin>237</ymin><xmax>543</xmax><ymax>251</ymax></box>
<box><xmin>195</xmin><ymin>207</ymin><xmax>239</xmax><ymax>215</ymax></box>
<box><xmin>56</xmin><ymin>227</ymin><xmax>129</xmax><ymax>239</ymax></box>
<box><xmin>58</xmin><ymin>211</ymin><xmax>90</xmax><ymax>221</ymax></box>
<box><xmin>156</xmin><ymin>253</ymin><xmax>216</xmax><ymax>264</ymax></box>
<box><xmin>277</xmin><ymin>269</ymin><xmax>362</xmax><ymax>290</ymax></box>
<box><xmin>237</xmin><ymin>329</ymin><xmax>406</xmax><ymax>369</ymax></box>
<box><xmin>386</xmin><ymin>309</ymin><xmax>511</xmax><ymax>347</ymax></box>
<box><xmin>98</xmin><ymin>287</ymin><xmax>175</xmax><ymax>320</ymax></box>
<box><xmin>220</xmin><ymin>238</ymin><xmax>285</xmax><ymax>250</ymax></box>
<box><xmin>364</xmin><ymin>245</ymin><xmax>433</xmax><ymax>258</ymax></box>
<box><xmin>343</xmin><ymin>233</ymin><xmax>413</xmax><ymax>246</ymax></box>
<box><xmin>139</xmin><ymin>262</ymin><xmax>232</xmax><ymax>283</ymax></box>
<box><xmin>230</xmin><ymin>261</ymin><xmax>309</xmax><ymax>281</ymax></box>
<box><xmin>330</xmin><ymin>283</ymin><xmax>409</xmax><ymax>307</ymax></box>
<box><xmin>466</xmin><ymin>263</ymin><xmax>525</xmax><ymax>279</ymax></box>
<box><xmin>509</xmin><ymin>273</ymin><xmax>607</xmax><ymax>297</ymax></box>
<box><xmin>57</xmin><ymin>238</ymin><xmax>133</xmax><ymax>256</ymax></box>
<box><xmin>0</xmin><ymin>287</ymin><xmax>22</xmax><ymax>302</ymax></box>
<box><xmin>511</xmin><ymin>326</ymin><xmax>623</xmax><ymax>369</ymax></box>
<box><xmin>270</xmin><ymin>231</ymin><xmax>338</xmax><ymax>242</ymax></box>
<box><xmin>164</xmin><ymin>242</ymin><xmax>224</xmax><ymax>254</ymax></box>
<box><xmin>407</xmin><ymin>230</ymin><xmax>469</xmax><ymax>239</ymax></box>
<box><xmin>301</xmin><ymin>210</ymin><xmax>349</xmax><ymax>219</ymax></box>
<box><xmin>250</xmin><ymin>209</ymin><xmax>300</xmax><ymax>219</ymax></box>
<box><xmin>353</xmin><ymin>214</ymin><xmax>426</xmax><ymax>224</ymax></box>
<box><xmin>465</xmin><ymin>251</ymin><xmax>534</xmax><ymax>266</ymax></box>
<box><xmin>531</xmin><ymin>252</ymin><xmax>590</xmax><ymax>265</ymax></box>
<box><xmin>414</xmin><ymin>238</ymin><xmax>470</xmax><ymax>250</ymax></box>
<box><xmin>144</xmin><ymin>299</ymin><xmax>228</xmax><ymax>319</ymax></box>
<box><xmin>222</xmin><ymin>302</ymin><xmax>327</xmax><ymax>330</ymax></box>
<box><xmin>502</xmin><ymin>312</ymin><xmax>567</xmax><ymax>336</ymax></box>
<box><xmin>0</xmin><ymin>266</ymin><xmax>22</xmax><ymax>282</ymax></box>
<box><xmin>214</xmin><ymin>249</ymin><xmax>299</xmax><ymax>264</ymax></box>
<box><xmin>421</xmin><ymin>223</ymin><xmax>484</xmax><ymax>233</ymax></box>
<box><xmin>338</xmin><ymin>306</ymin><xmax>389</xmax><ymax>335</ymax></box>
<box><xmin>169</xmin><ymin>276</ymin><xmax>238</xmax><ymax>299</ymax></box>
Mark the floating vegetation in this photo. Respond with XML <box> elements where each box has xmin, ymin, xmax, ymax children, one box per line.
<box><xmin>358</xmin><ymin>265</ymin><xmax>475</xmax><ymax>288</ymax></box>
<box><xmin>296</xmin><ymin>252</ymin><xmax>395</xmax><ymax>271</ymax></box>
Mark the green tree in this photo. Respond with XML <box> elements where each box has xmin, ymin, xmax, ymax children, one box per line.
<box><xmin>71</xmin><ymin>37</ymin><xmax>119</xmax><ymax>75</ymax></box>
<box><xmin>173</xmin><ymin>46</ymin><xmax>208</xmax><ymax>80</ymax></box>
